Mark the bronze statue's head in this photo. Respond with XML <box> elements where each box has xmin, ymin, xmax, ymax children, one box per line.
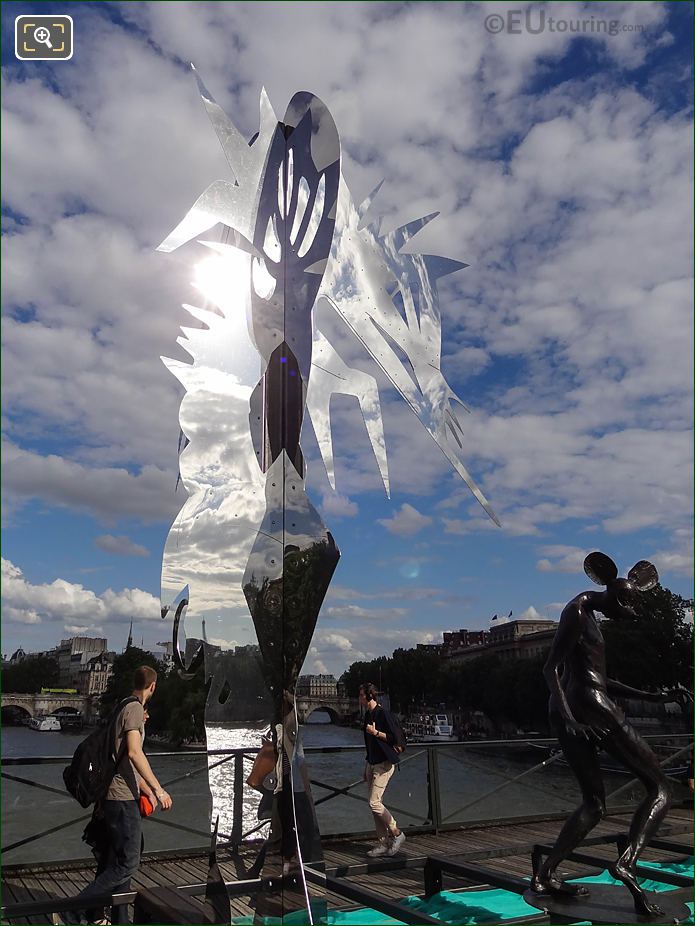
<box><xmin>583</xmin><ymin>551</ymin><xmax>658</xmax><ymax>618</ymax></box>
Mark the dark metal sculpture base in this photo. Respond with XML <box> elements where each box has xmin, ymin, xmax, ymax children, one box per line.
<box><xmin>523</xmin><ymin>885</ymin><xmax>690</xmax><ymax>925</ymax></box>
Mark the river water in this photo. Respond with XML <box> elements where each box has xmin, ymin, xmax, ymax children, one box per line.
<box><xmin>1</xmin><ymin>718</ymin><xmax>667</xmax><ymax>867</ymax></box>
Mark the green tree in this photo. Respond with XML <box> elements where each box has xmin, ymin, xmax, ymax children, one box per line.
<box><xmin>339</xmin><ymin>580</ymin><xmax>693</xmax><ymax>734</ymax></box>
<box><xmin>389</xmin><ymin>647</ymin><xmax>442</xmax><ymax>712</ymax></box>
<box><xmin>100</xmin><ymin>647</ymin><xmax>162</xmax><ymax>717</ymax></box>
<box><xmin>147</xmin><ymin>665</ymin><xmax>209</xmax><ymax>742</ymax></box>
<box><xmin>1</xmin><ymin>656</ymin><xmax>59</xmax><ymax>693</ymax></box>
<box><xmin>340</xmin><ymin>656</ymin><xmax>391</xmax><ymax>698</ymax></box>
<box><xmin>601</xmin><ymin>583</ymin><xmax>693</xmax><ymax>690</ymax></box>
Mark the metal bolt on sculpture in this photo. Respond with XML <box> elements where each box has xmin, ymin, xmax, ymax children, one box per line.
<box><xmin>158</xmin><ymin>67</ymin><xmax>499</xmax><ymax>923</ymax></box>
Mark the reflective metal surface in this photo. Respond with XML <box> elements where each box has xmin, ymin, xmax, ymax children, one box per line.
<box><xmin>158</xmin><ymin>71</ymin><xmax>500</xmax><ymax>922</ymax></box>
<box><xmin>306</xmin><ymin>317</ymin><xmax>389</xmax><ymax>494</ymax></box>
<box><xmin>318</xmin><ymin>180</ymin><xmax>499</xmax><ymax>525</ymax></box>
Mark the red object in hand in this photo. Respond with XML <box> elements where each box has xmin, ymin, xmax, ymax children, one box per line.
<box><xmin>139</xmin><ymin>794</ymin><xmax>155</xmax><ymax>817</ymax></box>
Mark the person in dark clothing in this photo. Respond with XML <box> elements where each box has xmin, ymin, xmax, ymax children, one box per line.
<box><xmin>360</xmin><ymin>683</ymin><xmax>406</xmax><ymax>858</ymax></box>
<box><xmin>54</xmin><ymin>667</ymin><xmax>172</xmax><ymax>925</ymax></box>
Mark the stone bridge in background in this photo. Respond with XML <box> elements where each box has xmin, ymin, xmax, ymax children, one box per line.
<box><xmin>1</xmin><ymin>692</ymin><xmax>95</xmax><ymax>721</ymax></box>
<box><xmin>296</xmin><ymin>695</ymin><xmax>358</xmax><ymax>724</ymax></box>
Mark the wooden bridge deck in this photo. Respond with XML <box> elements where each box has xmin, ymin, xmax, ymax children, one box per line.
<box><xmin>2</xmin><ymin>807</ymin><xmax>692</xmax><ymax>924</ymax></box>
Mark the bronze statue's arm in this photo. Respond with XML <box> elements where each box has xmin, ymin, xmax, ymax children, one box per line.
<box><xmin>608</xmin><ymin>679</ymin><xmax>694</xmax><ymax>707</ymax></box>
<box><xmin>542</xmin><ymin>602</ymin><xmax>582</xmax><ymax>726</ymax></box>
<box><xmin>607</xmin><ymin>678</ymin><xmax>660</xmax><ymax>701</ymax></box>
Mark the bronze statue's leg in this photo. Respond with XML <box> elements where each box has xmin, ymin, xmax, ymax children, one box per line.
<box><xmin>532</xmin><ymin>717</ymin><xmax>604</xmax><ymax>897</ymax></box>
<box><xmin>601</xmin><ymin>720</ymin><xmax>670</xmax><ymax>917</ymax></box>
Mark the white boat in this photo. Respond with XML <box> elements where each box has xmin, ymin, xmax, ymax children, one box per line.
<box><xmin>29</xmin><ymin>716</ymin><xmax>62</xmax><ymax>732</ymax></box>
<box><xmin>405</xmin><ymin>713</ymin><xmax>454</xmax><ymax>742</ymax></box>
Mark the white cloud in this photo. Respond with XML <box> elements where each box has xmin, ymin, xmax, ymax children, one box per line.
<box><xmin>322</xmin><ymin>604</ymin><xmax>408</xmax><ymax>622</ymax></box>
<box><xmin>319</xmin><ymin>491</ymin><xmax>359</xmax><ymax>519</ymax></box>
<box><xmin>517</xmin><ymin>606</ymin><xmax>555</xmax><ymax>622</ymax></box>
<box><xmin>207</xmin><ymin>636</ymin><xmax>239</xmax><ymax>650</ymax></box>
<box><xmin>4</xmin><ymin>606</ymin><xmax>41</xmax><ymax>625</ymax></box>
<box><xmin>65</xmin><ymin>624</ymin><xmax>104</xmax><ymax>636</ymax></box>
<box><xmin>536</xmin><ymin>545</ymin><xmax>588</xmax><ymax>573</ymax></box>
<box><xmin>1</xmin><ymin>558</ymin><xmax>161</xmax><ymax>633</ymax></box>
<box><xmin>378</xmin><ymin>503</ymin><xmax>433</xmax><ymax>537</ymax></box>
<box><xmin>1</xmin><ymin>1</ymin><xmax>692</xmax><ymax>644</ymax></box>
<box><xmin>305</xmin><ymin>623</ymin><xmax>439</xmax><ymax>676</ymax></box>
<box><xmin>95</xmin><ymin>534</ymin><xmax>150</xmax><ymax>558</ymax></box>
<box><xmin>649</xmin><ymin>538</ymin><xmax>694</xmax><ymax>579</ymax></box>
<box><xmin>2</xmin><ymin>442</ymin><xmax>179</xmax><ymax>524</ymax></box>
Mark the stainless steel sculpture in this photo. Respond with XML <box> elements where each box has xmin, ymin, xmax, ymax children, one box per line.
<box><xmin>159</xmin><ymin>68</ymin><xmax>498</xmax><ymax>923</ymax></box>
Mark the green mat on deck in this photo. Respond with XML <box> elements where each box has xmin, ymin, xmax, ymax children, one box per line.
<box><xmin>231</xmin><ymin>857</ymin><xmax>694</xmax><ymax>925</ymax></box>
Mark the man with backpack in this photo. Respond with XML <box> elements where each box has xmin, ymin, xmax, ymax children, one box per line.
<box><xmin>360</xmin><ymin>682</ymin><xmax>406</xmax><ymax>858</ymax></box>
<box><xmin>55</xmin><ymin>666</ymin><xmax>173</xmax><ymax>925</ymax></box>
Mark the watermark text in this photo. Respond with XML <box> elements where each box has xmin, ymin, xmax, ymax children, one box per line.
<box><xmin>484</xmin><ymin>9</ymin><xmax>644</xmax><ymax>37</ymax></box>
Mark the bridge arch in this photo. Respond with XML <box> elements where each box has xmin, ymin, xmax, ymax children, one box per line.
<box><xmin>1</xmin><ymin>699</ymin><xmax>34</xmax><ymax>719</ymax></box>
<box><xmin>303</xmin><ymin>704</ymin><xmax>341</xmax><ymax>724</ymax></box>
<box><xmin>0</xmin><ymin>704</ymin><xmax>34</xmax><ymax>725</ymax></box>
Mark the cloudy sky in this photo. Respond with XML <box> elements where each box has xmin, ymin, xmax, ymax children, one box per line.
<box><xmin>2</xmin><ymin>1</ymin><xmax>693</xmax><ymax>677</ymax></box>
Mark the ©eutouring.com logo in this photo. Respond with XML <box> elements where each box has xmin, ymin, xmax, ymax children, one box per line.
<box><xmin>15</xmin><ymin>15</ymin><xmax>73</xmax><ymax>60</ymax></box>
<box><xmin>484</xmin><ymin>9</ymin><xmax>644</xmax><ymax>37</ymax></box>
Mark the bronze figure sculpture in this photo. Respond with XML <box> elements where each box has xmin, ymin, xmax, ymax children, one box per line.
<box><xmin>531</xmin><ymin>551</ymin><xmax>689</xmax><ymax>917</ymax></box>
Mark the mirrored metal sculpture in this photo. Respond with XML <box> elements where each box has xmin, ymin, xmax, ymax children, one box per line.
<box><xmin>529</xmin><ymin>552</ymin><xmax>690</xmax><ymax>920</ymax></box>
<box><xmin>159</xmin><ymin>68</ymin><xmax>499</xmax><ymax>923</ymax></box>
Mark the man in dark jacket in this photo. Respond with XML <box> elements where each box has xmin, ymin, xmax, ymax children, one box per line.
<box><xmin>360</xmin><ymin>683</ymin><xmax>406</xmax><ymax>858</ymax></box>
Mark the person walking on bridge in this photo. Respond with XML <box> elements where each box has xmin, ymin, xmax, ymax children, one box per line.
<box><xmin>360</xmin><ymin>682</ymin><xmax>406</xmax><ymax>858</ymax></box>
<box><xmin>54</xmin><ymin>666</ymin><xmax>173</xmax><ymax>925</ymax></box>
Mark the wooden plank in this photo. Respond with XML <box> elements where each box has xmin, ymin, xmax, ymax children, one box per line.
<box><xmin>1</xmin><ymin>879</ymin><xmax>35</xmax><ymax>926</ymax></box>
<box><xmin>2</xmin><ymin>810</ymin><xmax>690</xmax><ymax>926</ymax></box>
<box><xmin>14</xmin><ymin>869</ymin><xmax>69</xmax><ymax>925</ymax></box>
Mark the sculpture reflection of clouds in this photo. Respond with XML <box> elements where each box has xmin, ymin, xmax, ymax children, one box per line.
<box><xmin>160</xmin><ymin>232</ymin><xmax>268</xmax><ymax>625</ymax></box>
<box><xmin>156</xmin><ymin>72</ymin><xmax>499</xmax><ymax>920</ymax></box>
<box><xmin>157</xmin><ymin>70</ymin><xmax>280</xmax><ymax>254</ymax></box>
<box><xmin>156</xmin><ymin>70</ymin><xmax>494</xmax><ymax>526</ymax></box>
<box><xmin>316</xmin><ymin>179</ymin><xmax>500</xmax><ymax>525</ymax></box>
<box><xmin>306</xmin><ymin>318</ymin><xmax>389</xmax><ymax>495</ymax></box>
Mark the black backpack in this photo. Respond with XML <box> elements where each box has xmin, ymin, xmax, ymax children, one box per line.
<box><xmin>381</xmin><ymin>706</ymin><xmax>407</xmax><ymax>754</ymax></box>
<box><xmin>63</xmin><ymin>697</ymin><xmax>139</xmax><ymax>807</ymax></box>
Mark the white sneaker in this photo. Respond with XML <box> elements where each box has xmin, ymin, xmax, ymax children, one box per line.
<box><xmin>366</xmin><ymin>839</ymin><xmax>390</xmax><ymax>858</ymax></box>
<box><xmin>386</xmin><ymin>831</ymin><xmax>406</xmax><ymax>856</ymax></box>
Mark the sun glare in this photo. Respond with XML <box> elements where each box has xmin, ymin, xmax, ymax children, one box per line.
<box><xmin>193</xmin><ymin>248</ymin><xmax>250</xmax><ymax>314</ymax></box>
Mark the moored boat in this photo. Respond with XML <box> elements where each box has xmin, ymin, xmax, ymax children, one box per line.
<box><xmin>404</xmin><ymin>713</ymin><xmax>454</xmax><ymax>742</ymax></box>
<box><xmin>28</xmin><ymin>716</ymin><xmax>62</xmax><ymax>732</ymax></box>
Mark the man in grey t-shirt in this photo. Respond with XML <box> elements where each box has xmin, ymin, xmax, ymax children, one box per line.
<box><xmin>108</xmin><ymin>698</ymin><xmax>146</xmax><ymax>802</ymax></box>
<box><xmin>54</xmin><ymin>666</ymin><xmax>173</xmax><ymax>925</ymax></box>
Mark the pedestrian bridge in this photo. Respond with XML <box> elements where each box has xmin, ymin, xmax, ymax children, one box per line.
<box><xmin>1</xmin><ymin>692</ymin><xmax>93</xmax><ymax>721</ymax></box>
<box><xmin>295</xmin><ymin>695</ymin><xmax>359</xmax><ymax>724</ymax></box>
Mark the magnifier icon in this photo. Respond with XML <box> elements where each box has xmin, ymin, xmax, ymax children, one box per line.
<box><xmin>33</xmin><ymin>26</ymin><xmax>53</xmax><ymax>49</ymax></box>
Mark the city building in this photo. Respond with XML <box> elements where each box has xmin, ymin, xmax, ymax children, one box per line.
<box><xmin>441</xmin><ymin>620</ymin><xmax>557</xmax><ymax>665</ymax></box>
<box><xmin>154</xmin><ymin>640</ymin><xmax>175</xmax><ymax>670</ymax></box>
<box><xmin>8</xmin><ymin>647</ymin><xmax>27</xmax><ymax>665</ymax></box>
<box><xmin>54</xmin><ymin>636</ymin><xmax>108</xmax><ymax>688</ymax></box>
<box><xmin>78</xmin><ymin>652</ymin><xmax>113</xmax><ymax>696</ymax></box>
<box><xmin>296</xmin><ymin>674</ymin><xmax>339</xmax><ymax>698</ymax></box>
<box><xmin>442</xmin><ymin>629</ymin><xmax>489</xmax><ymax>652</ymax></box>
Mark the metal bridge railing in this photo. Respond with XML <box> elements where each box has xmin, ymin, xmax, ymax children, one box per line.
<box><xmin>2</xmin><ymin>734</ymin><xmax>691</xmax><ymax>866</ymax></box>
